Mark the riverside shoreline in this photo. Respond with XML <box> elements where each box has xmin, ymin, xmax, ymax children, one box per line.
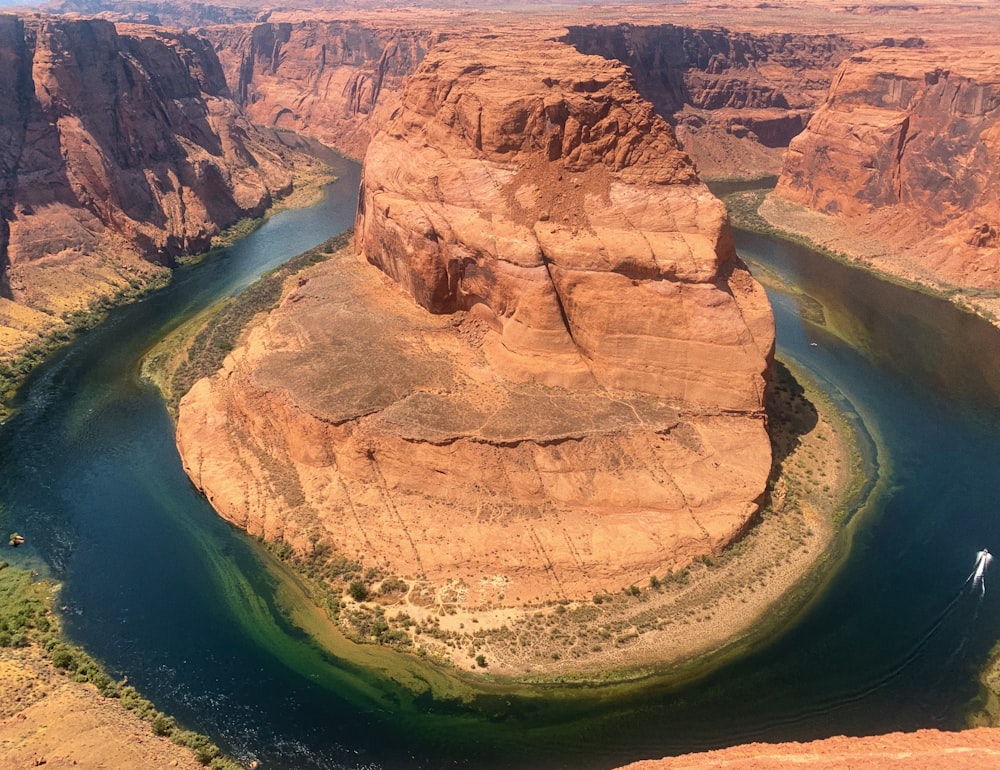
<box><xmin>757</xmin><ymin>195</ymin><xmax>1000</xmax><ymax>327</ymax></box>
<box><xmin>160</xmin><ymin>236</ymin><xmax>872</xmax><ymax>686</ymax></box>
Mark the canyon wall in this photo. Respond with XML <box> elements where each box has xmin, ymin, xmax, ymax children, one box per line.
<box><xmin>41</xmin><ymin>0</ymin><xmax>265</xmax><ymax>26</ymax></box>
<box><xmin>205</xmin><ymin>20</ymin><xmax>440</xmax><ymax>159</ymax></box>
<box><xmin>177</xmin><ymin>33</ymin><xmax>774</xmax><ymax>612</ymax></box>
<box><xmin>773</xmin><ymin>45</ymin><xmax>1000</xmax><ymax>289</ymax></box>
<box><xmin>203</xmin><ymin>19</ymin><xmax>861</xmax><ymax>177</ymax></box>
<box><xmin>0</xmin><ymin>14</ymin><xmax>297</xmax><ymax>357</ymax></box>
<box><xmin>563</xmin><ymin>24</ymin><xmax>862</xmax><ymax>179</ymax></box>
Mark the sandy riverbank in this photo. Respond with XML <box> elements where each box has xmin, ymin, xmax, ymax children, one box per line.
<box><xmin>0</xmin><ymin>566</ymin><xmax>214</xmax><ymax>770</ymax></box>
<box><xmin>759</xmin><ymin>196</ymin><xmax>1000</xmax><ymax>326</ymax></box>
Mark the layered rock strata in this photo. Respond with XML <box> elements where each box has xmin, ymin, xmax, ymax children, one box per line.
<box><xmin>206</xmin><ymin>20</ymin><xmax>441</xmax><ymax>159</ymax></box>
<box><xmin>178</xmin><ymin>34</ymin><xmax>774</xmax><ymax>608</ymax></box>
<box><xmin>563</xmin><ymin>24</ymin><xmax>862</xmax><ymax>179</ymax></box>
<box><xmin>619</xmin><ymin>727</ymin><xmax>1000</xmax><ymax>770</ymax></box>
<box><xmin>774</xmin><ymin>45</ymin><xmax>1000</xmax><ymax>290</ymax></box>
<box><xmin>0</xmin><ymin>15</ymin><xmax>295</xmax><ymax>357</ymax></box>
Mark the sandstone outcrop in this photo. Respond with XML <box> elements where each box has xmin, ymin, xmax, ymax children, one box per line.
<box><xmin>618</xmin><ymin>728</ymin><xmax>1000</xmax><ymax>770</ymax></box>
<box><xmin>177</xmin><ymin>34</ymin><xmax>774</xmax><ymax>612</ymax></box>
<box><xmin>0</xmin><ymin>14</ymin><xmax>297</xmax><ymax>358</ymax></box>
<box><xmin>563</xmin><ymin>24</ymin><xmax>862</xmax><ymax>179</ymax></box>
<box><xmin>774</xmin><ymin>45</ymin><xmax>1000</xmax><ymax>289</ymax></box>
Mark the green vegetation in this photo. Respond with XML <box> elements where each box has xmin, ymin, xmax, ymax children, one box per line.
<box><xmin>0</xmin><ymin>564</ymin><xmax>239</xmax><ymax>769</ymax></box>
<box><xmin>208</xmin><ymin>217</ymin><xmax>266</xmax><ymax>250</ymax></box>
<box><xmin>348</xmin><ymin>580</ymin><xmax>370</xmax><ymax>602</ymax></box>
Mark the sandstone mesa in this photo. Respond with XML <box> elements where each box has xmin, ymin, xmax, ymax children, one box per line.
<box><xmin>177</xmin><ymin>32</ymin><xmax>775</xmax><ymax>615</ymax></box>
<box><xmin>3</xmin><ymin>0</ymin><xmax>1000</xmax><ymax>767</ymax></box>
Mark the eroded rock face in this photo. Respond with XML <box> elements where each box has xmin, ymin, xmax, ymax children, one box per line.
<box><xmin>357</xmin><ymin>35</ymin><xmax>773</xmax><ymax>409</ymax></box>
<box><xmin>0</xmin><ymin>14</ymin><xmax>295</xmax><ymax>351</ymax></box>
<box><xmin>178</xmin><ymin>34</ymin><xmax>774</xmax><ymax>608</ymax></box>
<box><xmin>563</xmin><ymin>24</ymin><xmax>862</xmax><ymax>179</ymax></box>
<box><xmin>775</xmin><ymin>45</ymin><xmax>1000</xmax><ymax>287</ymax></box>
<box><xmin>206</xmin><ymin>20</ymin><xmax>439</xmax><ymax>159</ymax></box>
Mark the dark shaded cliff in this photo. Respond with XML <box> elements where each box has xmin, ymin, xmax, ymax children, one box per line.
<box><xmin>563</xmin><ymin>24</ymin><xmax>862</xmax><ymax>179</ymax></box>
<box><xmin>0</xmin><ymin>14</ymin><xmax>296</xmax><ymax>357</ymax></box>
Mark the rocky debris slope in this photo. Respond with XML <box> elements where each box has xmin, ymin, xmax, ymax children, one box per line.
<box><xmin>206</xmin><ymin>20</ymin><xmax>441</xmax><ymax>159</ymax></box>
<box><xmin>177</xmin><ymin>33</ymin><xmax>774</xmax><ymax>611</ymax></box>
<box><xmin>774</xmin><ymin>44</ymin><xmax>1000</xmax><ymax>290</ymax></box>
<box><xmin>0</xmin><ymin>14</ymin><xmax>296</xmax><ymax>358</ymax></box>
<box><xmin>563</xmin><ymin>24</ymin><xmax>863</xmax><ymax>179</ymax></box>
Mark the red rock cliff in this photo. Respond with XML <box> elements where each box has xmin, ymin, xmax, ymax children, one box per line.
<box><xmin>0</xmin><ymin>14</ymin><xmax>295</xmax><ymax>354</ymax></box>
<box><xmin>562</xmin><ymin>24</ymin><xmax>862</xmax><ymax>179</ymax></box>
<box><xmin>774</xmin><ymin>44</ymin><xmax>1000</xmax><ymax>289</ymax></box>
<box><xmin>206</xmin><ymin>20</ymin><xmax>440</xmax><ymax>158</ymax></box>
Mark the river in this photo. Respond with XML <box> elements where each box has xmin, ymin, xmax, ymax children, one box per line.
<box><xmin>2</xmin><ymin>160</ymin><xmax>1000</xmax><ymax>769</ymax></box>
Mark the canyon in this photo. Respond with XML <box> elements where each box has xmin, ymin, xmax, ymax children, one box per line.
<box><xmin>4</xmin><ymin>0</ymin><xmax>1000</xmax><ymax>769</ymax></box>
<box><xmin>200</xmin><ymin>15</ymin><xmax>860</xmax><ymax>178</ymax></box>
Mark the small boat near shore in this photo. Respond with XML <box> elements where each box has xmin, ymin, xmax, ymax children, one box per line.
<box><xmin>8</xmin><ymin>532</ymin><xmax>25</xmax><ymax>547</ymax></box>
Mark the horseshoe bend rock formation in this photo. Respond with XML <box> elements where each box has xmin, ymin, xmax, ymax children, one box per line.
<box><xmin>0</xmin><ymin>14</ymin><xmax>294</xmax><ymax>356</ymax></box>
<box><xmin>177</xmin><ymin>35</ymin><xmax>775</xmax><ymax>608</ymax></box>
<box><xmin>773</xmin><ymin>44</ymin><xmax>1000</xmax><ymax>290</ymax></box>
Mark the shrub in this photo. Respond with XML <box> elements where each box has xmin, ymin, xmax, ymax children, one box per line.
<box><xmin>379</xmin><ymin>577</ymin><xmax>408</xmax><ymax>596</ymax></box>
<box><xmin>348</xmin><ymin>580</ymin><xmax>369</xmax><ymax>602</ymax></box>
<box><xmin>50</xmin><ymin>646</ymin><xmax>78</xmax><ymax>670</ymax></box>
<box><xmin>151</xmin><ymin>713</ymin><xmax>175</xmax><ymax>736</ymax></box>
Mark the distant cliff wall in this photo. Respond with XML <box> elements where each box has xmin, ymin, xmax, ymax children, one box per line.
<box><xmin>206</xmin><ymin>21</ymin><xmax>440</xmax><ymax>159</ymax></box>
<box><xmin>774</xmin><ymin>46</ymin><xmax>1000</xmax><ymax>289</ymax></box>
<box><xmin>563</xmin><ymin>24</ymin><xmax>862</xmax><ymax>179</ymax></box>
<box><xmin>203</xmin><ymin>21</ymin><xmax>860</xmax><ymax>178</ymax></box>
